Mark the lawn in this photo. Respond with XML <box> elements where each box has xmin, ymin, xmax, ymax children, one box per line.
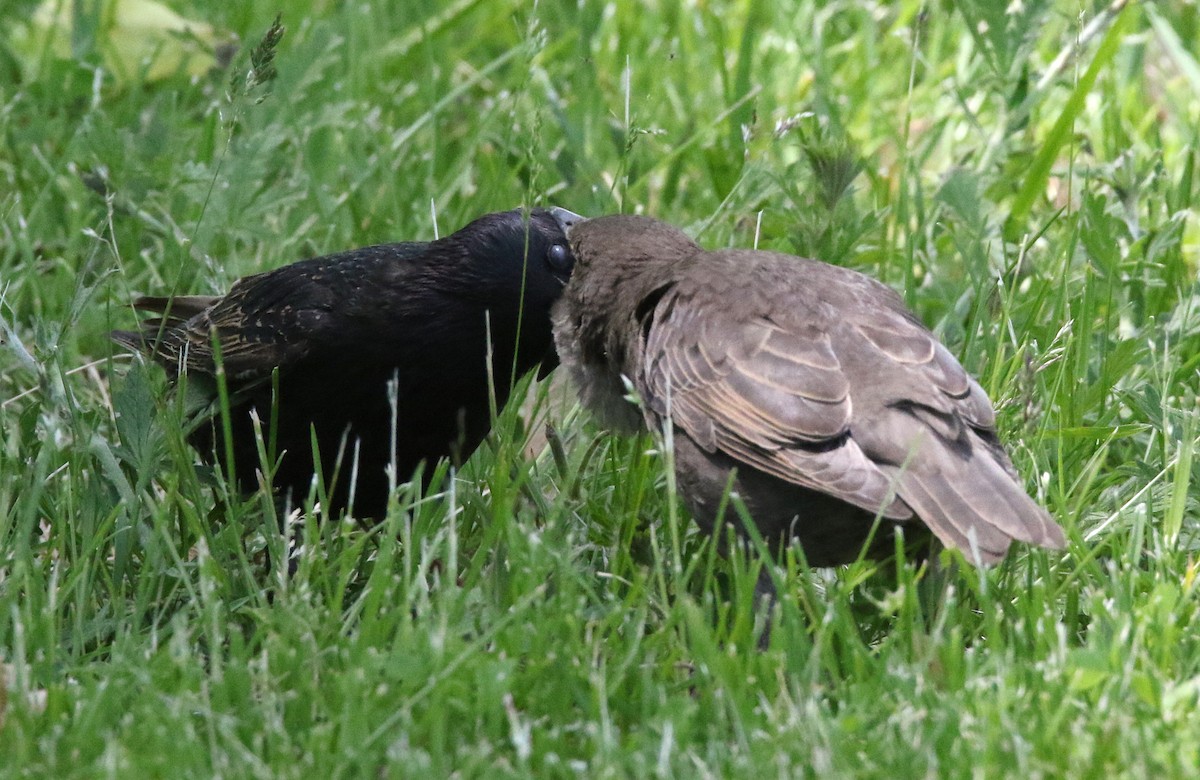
<box><xmin>2</xmin><ymin>0</ymin><xmax>1199</xmax><ymax>776</ymax></box>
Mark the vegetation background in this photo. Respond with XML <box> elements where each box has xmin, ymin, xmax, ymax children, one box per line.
<box><xmin>2</xmin><ymin>0</ymin><xmax>1199</xmax><ymax>775</ymax></box>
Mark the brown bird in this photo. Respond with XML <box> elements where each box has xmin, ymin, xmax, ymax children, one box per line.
<box><xmin>552</xmin><ymin>215</ymin><xmax>1065</xmax><ymax>580</ymax></box>
<box><xmin>113</xmin><ymin>207</ymin><xmax>583</xmax><ymax>518</ymax></box>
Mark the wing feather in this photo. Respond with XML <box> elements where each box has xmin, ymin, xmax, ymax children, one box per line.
<box><xmin>634</xmin><ymin>265</ymin><xmax>1062</xmax><ymax>558</ymax></box>
<box><xmin>639</xmin><ymin>286</ymin><xmax>910</xmax><ymax>520</ymax></box>
<box><xmin>116</xmin><ymin>267</ymin><xmax>340</xmax><ymax>384</ymax></box>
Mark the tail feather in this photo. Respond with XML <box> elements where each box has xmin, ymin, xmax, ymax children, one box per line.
<box><xmin>887</xmin><ymin>431</ymin><xmax>1064</xmax><ymax>565</ymax></box>
<box><xmin>111</xmin><ymin>294</ymin><xmax>217</xmax><ymax>357</ymax></box>
<box><xmin>109</xmin><ymin>329</ymin><xmax>145</xmax><ymax>352</ymax></box>
<box><xmin>893</xmin><ymin>471</ymin><xmax>1011</xmax><ymax>564</ymax></box>
<box><xmin>132</xmin><ymin>295</ymin><xmax>217</xmax><ymax>319</ymax></box>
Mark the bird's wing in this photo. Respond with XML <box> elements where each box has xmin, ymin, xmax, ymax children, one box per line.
<box><xmin>124</xmin><ymin>265</ymin><xmax>346</xmax><ymax>383</ymax></box>
<box><xmin>116</xmin><ymin>243</ymin><xmax>434</xmax><ymax>384</ymax></box>
<box><xmin>639</xmin><ymin>281</ymin><xmax>1065</xmax><ymax>559</ymax></box>
<box><xmin>835</xmin><ymin>300</ymin><xmax>1064</xmax><ymax>560</ymax></box>
<box><xmin>638</xmin><ymin>285</ymin><xmax>912</xmax><ymax>520</ymax></box>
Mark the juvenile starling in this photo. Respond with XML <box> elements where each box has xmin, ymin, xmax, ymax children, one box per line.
<box><xmin>552</xmin><ymin>215</ymin><xmax>1065</xmax><ymax>573</ymax></box>
<box><xmin>113</xmin><ymin>207</ymin><xmax>583</xmax><ymax>517</ymax></box>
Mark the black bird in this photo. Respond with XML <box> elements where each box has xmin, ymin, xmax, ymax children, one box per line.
<box><xmin>113</xmin><ymin>207</ymin><xmax>583</xmax><ymax>518</ymax></box>
<box><xmin>552</xmin><ymin>215</ymin><xmax>1065</xmax><ymax>577</ymax></box>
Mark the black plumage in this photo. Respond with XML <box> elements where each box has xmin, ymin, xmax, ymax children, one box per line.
<box><xmin>113</xmin><ymin>207</ymin><xmax>583</xmax><ymax>517</ymax></box>
<box><xmin>551</xmin><ymin>215</ymin><xmax>1065</xmax><ymax>574</ymax></box>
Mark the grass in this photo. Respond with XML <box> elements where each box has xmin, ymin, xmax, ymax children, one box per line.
<box><xmin>2</xmin><ymin>0</ymin><xmax>1200</xmax><ymax>775</ymax></box>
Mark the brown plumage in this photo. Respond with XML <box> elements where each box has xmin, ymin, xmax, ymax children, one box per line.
<box><xmin>552</xmin><ymin>215</ymin><xmax>1065</xmax><ymax>572</ymax></box>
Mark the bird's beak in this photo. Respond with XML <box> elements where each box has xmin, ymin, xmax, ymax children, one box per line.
<box><xmin>549</xmin><ymin>207</ymin><xmax>586</xmax><ymax>236</ymax></box>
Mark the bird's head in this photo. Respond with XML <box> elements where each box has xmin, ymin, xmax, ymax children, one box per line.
<box><xmin>552</xmin><ymin>214</ymin><xmax>700</xmax><ymax>365</ymax></box>
<box><xmin>564</xmin><ymin>214</ymin><xmax>699</xmax><ymax>276</ymax></box>
<box><xmin>436</xmin><ymin>206</ymin><xmax>586</xmax><ymax>376</ymax></box>
<box><xmin>448</xmin><ymin>207</ymin><xmax>583</xmax><ymax>307</ymax></box>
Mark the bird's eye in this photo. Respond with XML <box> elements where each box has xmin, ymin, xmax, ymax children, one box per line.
<box><xmin>547</xmin><ymin>243</ymin><xmax>572</xmax><ymax>271</ymax></box>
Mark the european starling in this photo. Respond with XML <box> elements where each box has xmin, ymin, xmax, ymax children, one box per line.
<box><xmin>552</xmin><ymin>215</ymin><xmax>1065</xmax><ymax>573</ymax></box>
<box><xmin>113</xmin><ymin>207</ymin><xmax>584</xmax><ymax>517</ymax></box>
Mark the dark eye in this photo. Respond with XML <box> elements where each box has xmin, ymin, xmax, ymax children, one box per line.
<box><xmin>547</xmin><ymin>243</ymin><xmax>572</xmax><ymax>271</ymax></box>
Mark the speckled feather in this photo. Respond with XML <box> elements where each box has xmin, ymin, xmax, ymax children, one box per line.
<box><xmin>114</xmin><ymin>208</ymin><xmax>579</xmax><ymax>518</ymax></box>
